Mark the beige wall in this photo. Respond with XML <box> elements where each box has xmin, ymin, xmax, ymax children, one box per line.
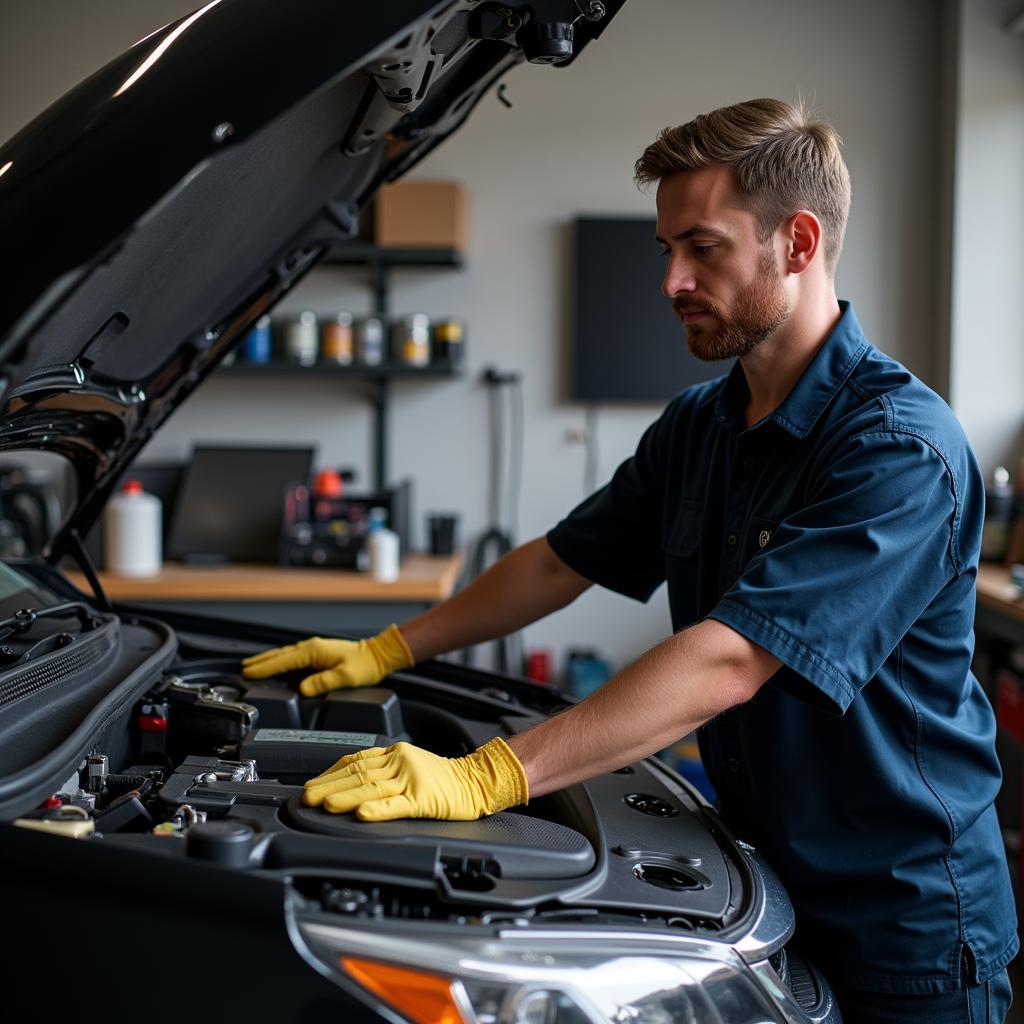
<box><xmin>948</xmin><ymin>0</ymin><xmax>1024</xmax><ymax>477</ymax></box>
<box><xmin>1</xmin><ymin>0</ymin><xmax>955</xmax><ymax>671</ymax></box>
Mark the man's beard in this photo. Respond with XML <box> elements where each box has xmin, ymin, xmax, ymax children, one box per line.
<box><xmin>673</xmin><ymin>248</ymin><xmax>790</xmax><ymax>361</ymax></box>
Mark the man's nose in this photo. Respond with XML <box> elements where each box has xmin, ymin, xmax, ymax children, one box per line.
<box><xmin>661</xmin><ymin>257</ymin><xmax>697</xmax><ymax>299</ymax></box>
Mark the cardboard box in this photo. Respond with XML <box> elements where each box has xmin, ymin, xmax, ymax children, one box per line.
<box><xmin>374</xmin><ymin>181</ymin><xmax>467</xmax><ymax>252</ymax></box>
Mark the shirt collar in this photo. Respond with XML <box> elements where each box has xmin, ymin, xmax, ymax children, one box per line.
<box><xmin>712</xmin><ymin>300</ymin><xmax>870</xmax><ymax>439</ymax></box>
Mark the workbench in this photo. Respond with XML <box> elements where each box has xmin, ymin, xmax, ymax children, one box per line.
<box><xmin>976</xmin><ymin>562</ymin><xmax>1024</xmax><ymax>646</ymax></box>
<box><xmin>65</xmin><ymin>553</ymin><xmax>463</xmax><ymax>635</ymax></box>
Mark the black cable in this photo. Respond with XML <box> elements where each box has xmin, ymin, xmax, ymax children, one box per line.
<box><xmin>462</xmin><ymin>367</ymin><xmax>523</xmax><ymax>674</ymax></box>
<box><xmin>488</xmin><ymin>378</ymin><xmax>504</xmax><ymax>527</ymax></box>
<box><xmin>504</xmin><ymin>379</ymin><xmax>525</xmax><ymax>673</ymax></box>
<box><xmin>508</xmin><ymin>379</ymin><xmax>524</xmax><ymax>540</ymax></box>
<box><xmin>0</xmin><ymin>602</ymin><xmax>103</xmax><ymax>644</ymax></box>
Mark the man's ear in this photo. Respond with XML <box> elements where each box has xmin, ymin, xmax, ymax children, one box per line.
<box><xmin>782</xmin><ymin>210</ymin><xmax>823</xmax><ymax>275</ymax></box>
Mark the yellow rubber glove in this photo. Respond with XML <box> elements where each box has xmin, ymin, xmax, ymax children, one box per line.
<box><xmin>240</xmin><ymin>624</ymin><xmax>414</xmax><ymax>696</ymax></box>
<box><xmin>303</xmin><ymin>737</ymin><xmax>529</xmax><ymax>820</ymax></box>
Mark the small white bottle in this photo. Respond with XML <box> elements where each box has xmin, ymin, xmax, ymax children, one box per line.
<box><xmin>366</xmin><ymin>506</ymin><xmax>399</xmax><ymax>582</ymax></box>
<box><xmin>104</xmin><ymin>480</ymin><xmax>162</xmax><ymax>577</ymax></box>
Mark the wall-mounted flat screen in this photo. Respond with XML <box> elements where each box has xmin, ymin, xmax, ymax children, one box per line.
<box><xmin>572</xmin><ymin>217</ymin><xmax>729</xmax><ymax>402</ymax></box>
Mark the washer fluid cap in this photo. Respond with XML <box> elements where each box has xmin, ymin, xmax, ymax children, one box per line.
<box><xmin>186</xmin><ymin>820</ymin><xmax>255</xmax><ymax>867</ymax></box>
<box><xmin>122</xmin><ymin>479</ymin><xmax>144</xmax><ymax>495</ymax></box>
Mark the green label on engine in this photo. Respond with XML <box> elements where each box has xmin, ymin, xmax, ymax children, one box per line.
<box><xmin>254</xmin><ymin>729</ymin><xmax>377</xmax><ymax>746</ymax></box>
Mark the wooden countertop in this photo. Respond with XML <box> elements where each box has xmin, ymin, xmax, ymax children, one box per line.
<box><xmin>66</xmin><ymin>553</ymin><xmax>463</xmax><ymax>603</ymax></box>
<box><xmin>976</xmin><ymin>562</ymin><xmax>1024</xmax><ymax>623</ymax></box>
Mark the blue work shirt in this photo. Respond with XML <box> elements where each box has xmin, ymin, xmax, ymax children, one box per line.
<box><xmin>547</xmin><ymin>302</ymin><xmax>1018</xmax><ymax>993</ymax></box>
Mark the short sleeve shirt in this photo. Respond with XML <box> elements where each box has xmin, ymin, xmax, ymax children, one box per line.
<box><xmin>547</xmin><ymin>303</ymin><xmax>1018</xmax><ymax>993</ymax></box>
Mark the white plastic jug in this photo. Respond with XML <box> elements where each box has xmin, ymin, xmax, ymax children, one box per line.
<box><xmin>104</xmin><ymin>480</ymin><xmax>162</xmax><ymax>576</ymax></box>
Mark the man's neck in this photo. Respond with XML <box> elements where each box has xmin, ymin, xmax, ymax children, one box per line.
<box><xmin>740</xmin><ymin>290</ymin><xmax>843</xmax><ymax>427</ymax></box>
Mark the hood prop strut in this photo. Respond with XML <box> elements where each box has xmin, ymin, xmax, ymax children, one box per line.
<box><xmin>61</xmin><ymin>527</ymin><xmax>112</xmax><ymax>612</ymax></box>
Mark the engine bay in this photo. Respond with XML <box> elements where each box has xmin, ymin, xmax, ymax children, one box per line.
<box><xmin>0</xmin><ymin>565</ymin><xmax>761</xmax><ymax>943</ymax></box>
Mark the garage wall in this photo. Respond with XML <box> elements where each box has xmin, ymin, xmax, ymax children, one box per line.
<box><xmin>948</xmin><ymin>0</ymin><xmax>1024</xmax><ymax>477</ymax></box>
<box><xmin>0</xmin><ymin>0</ymin><xmax>947</xmax><ymax>673</ymax></box>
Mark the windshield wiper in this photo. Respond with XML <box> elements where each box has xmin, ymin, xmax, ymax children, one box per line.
<box><xmin>0</xmin><ymin>601</ymin><xmax>105</xmax><ymax>647</ymax></box>
<box><xmin>0</xmin><ymin>602</ymin><xmax>107</xmax><ymax>668</ymax></box>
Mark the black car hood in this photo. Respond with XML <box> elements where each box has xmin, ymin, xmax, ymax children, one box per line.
<box><xmin>0</xmin><ymin>0</ymin><xmax>623</xmax><ymax>560</ymax></box>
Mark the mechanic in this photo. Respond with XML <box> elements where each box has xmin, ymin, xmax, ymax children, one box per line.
<box><xmin>243</xmin><ymin>99</ymin><xmax>1017</xmax><ymax>1021</ymax></box>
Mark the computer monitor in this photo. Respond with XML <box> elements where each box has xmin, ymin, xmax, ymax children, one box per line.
<box><xmin>168</xmin><ymin>446</ymin><xmax>315</xmax><ymax>564</ymax></box>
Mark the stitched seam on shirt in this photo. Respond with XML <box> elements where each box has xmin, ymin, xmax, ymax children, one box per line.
<box><xmin>846</xmin><ymin>373</ymin><xmax>871</xmax><ymax>401</ymax></box>
<box><xmin>887</xmin><ymin>418</ymin><xmax>963</xmax><ymax>574</ymax></box>
<box><xmin>834</xmin><ymin>935</ymin><xmax>1019</xmax><ymax>991</ymax></box>
<box><xmin>714</xmin><ymin>598</ymin><xmax>857</xmax><ymax>701</ymax></box>
<box><xmin>850</xmin><ymin>418</ymin><xmax>963</xmax><ymax>576</ymax></box>
<box><xmin>977</xmin><ymin>937</ymin><xmax>1021</xmax><ymax>980</ymax></box>
<box><xmin>880</xmin><ymin>391</ymin><xmax>894</xmax><ymax>432</ymax></box>
<box><xmin>896</xmin><ymin>641</ymin><xmax>966</xmax><ymax>978</ymax></box>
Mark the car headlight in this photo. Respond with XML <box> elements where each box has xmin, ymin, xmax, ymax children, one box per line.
<box><xmin>294</xmin><ymin>920</ymin><xmax>790</xmax><ymax>1024</ymax></box>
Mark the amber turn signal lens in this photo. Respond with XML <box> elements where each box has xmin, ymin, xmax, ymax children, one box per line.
<box><xmin>342</xmin><ymin>957</ymin><xmax>467</xmax><ymax>1024</ymax></box>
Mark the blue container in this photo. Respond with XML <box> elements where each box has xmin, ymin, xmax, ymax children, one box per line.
<box><xmin>241</xmin><ymin>315</ymin><xmax>272</xmax><ymax>363</ymax></box>
<box><xmin>660</xmin><ymin>738</ymin><xmax>717</xmax><ymax>802</ymax></box>
<box><xmin>565</xmin><ymin>650</ymin><xmax>612</xmax><ymax>700</ymax></box>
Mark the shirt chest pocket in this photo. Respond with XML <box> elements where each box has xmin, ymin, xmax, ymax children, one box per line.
<box><xmin>662</xmin><ymin>500</ymin><xmax>704</xmax><ymax>627</ymax></box>
<box><xmin>663</xmin><ymin>500</ymin><xmax>704</xmax><ymax>557</ymax></box>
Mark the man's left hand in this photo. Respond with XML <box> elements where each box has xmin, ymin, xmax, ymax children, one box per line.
<box><xmin>303</xmin><ymin>737</ymin><xmax>529</xmax><ymax>821</ymax></box>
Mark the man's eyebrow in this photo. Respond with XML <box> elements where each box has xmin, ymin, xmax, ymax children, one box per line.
<box><xmin>654</xmin><ymin>225</ymin><xmax>729</xmax><ymax>244</ymax></box>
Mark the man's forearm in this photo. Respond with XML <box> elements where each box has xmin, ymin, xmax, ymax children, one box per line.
<box><xmin>507</xmin><ymin>619</ymin><xmax>781</xmax><ymax>798</ymax></box>
<box><xmin>399</xmin><ymin>537</ymin><xmax>591</xmax><ymax>663</ymax></box>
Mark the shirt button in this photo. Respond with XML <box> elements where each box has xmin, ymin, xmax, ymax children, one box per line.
<box><xmin>727</xmin><ymin>758</ymin><xmax>741</xmax><ymax>772</ymax></box>
<box><xmin>727</xmin><ymin>534</ymin><xmax>737</xmax><ymax>546</ymax></box>
<box><xmin>742</xmin><ymin>457</ymin><xmax>754</xmax><ymax>469</ymax></box>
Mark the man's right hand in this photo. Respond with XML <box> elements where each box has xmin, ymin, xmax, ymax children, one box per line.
<box><xmin>241</xmin><ymin>624</ymin><xmax>415</xmax><ymax>696</ymax></box>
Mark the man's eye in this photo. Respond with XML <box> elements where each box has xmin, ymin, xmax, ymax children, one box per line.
<box><xmin>693</xmin><ymin>244</ymin><xmax>715</xmax><ymax>256</ymax></box>
<box><xmin>657</xmin><ymin>247</ymin><xmax>670</xmax><ymax>258</ymax></box>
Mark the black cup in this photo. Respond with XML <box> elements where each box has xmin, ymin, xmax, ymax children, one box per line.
<box><xmin>427</xmin><ymin>513</ymin><xmax>458</xmax><ymax>556</ymax></box>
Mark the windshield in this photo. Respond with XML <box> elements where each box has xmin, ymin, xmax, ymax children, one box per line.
<box><xmin>0</xmin><ymin>562</ymin><xmax>35</xmax><ymax>600</ymax></box>
<box><xmin>0</xmin><ymin>560</ymin><xmax>55</xmax><ymax>615</ymax></box>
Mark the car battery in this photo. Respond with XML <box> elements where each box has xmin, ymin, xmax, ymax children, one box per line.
<box><xmin>238</xmin><ymin>728</ymin><xmax>389</xmax><ymax>777</ymax></box>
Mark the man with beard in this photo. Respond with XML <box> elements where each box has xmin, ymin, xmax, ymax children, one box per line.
<box><xmin>243</xmin><ymin>99</ymin><xmax>1016</xmax><ymax>1020</ymax></box>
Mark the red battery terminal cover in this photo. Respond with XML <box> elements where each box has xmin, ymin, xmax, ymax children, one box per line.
<box><xmin>42</xmin><ymin>794</ymin><xmax>62</xmax><ymax>809</ymax></box>
<box><xmin>139</xmin><ymin>713</ymin><xmax>168</xmax><ymax>733</ymax></box>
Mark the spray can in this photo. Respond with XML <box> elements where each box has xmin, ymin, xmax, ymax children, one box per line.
<box><xmin>355</xmin><ymin>317</ymin><xmax>385</xmax><ymax>366</ymax></box>
<box><xmin>431</xmin><ymin>317</ymin><xmax>465</xmax><ymax>364</ymax></box>
<box><xmin>284</xmin><ymin>311</ymin><xmax>319</xmax><ymax>366</ymax></box>
<box><xmin>321</xmin><ymin>312</ymin><xmax>354</xmax><ymax>365</ymax></box>
<box><xmin>104</xmin><ymin>480</ymin><xmax>162</xmax><ymax>577</ymax></box>
<box><xmin>241</xmin><ymin>315</ymin><xmax>272</xmax><ymax>363</ymax></box>
<box><xmin>392</xmin><ymin>314</ymin><xmax>431</xmax><ymax>367</ymax></box>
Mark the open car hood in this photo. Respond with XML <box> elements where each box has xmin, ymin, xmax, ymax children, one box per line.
<box><xmin>0</xmin><ymin>0</ymin><xmax>624</xmax><ymax>560</ymax></box>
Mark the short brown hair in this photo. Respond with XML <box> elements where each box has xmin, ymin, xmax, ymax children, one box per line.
<box><xmin>635</xmin><ymin>98</ymin><xmax>851</xmax><ymax>272</ymax></box>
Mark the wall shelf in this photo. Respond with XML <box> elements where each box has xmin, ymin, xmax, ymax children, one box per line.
<box><xmin>218</xmin><ymin>361</ymin><xmax>461</xmax><ymax>379</ymax></box>
<box><xmin>322</xmin><ymin>244</ymin><xmax>463</xmax><ymax>268</ymax></box>
<box><xmin>223</xmin><ymin>243</ymin><xmax>465</xmax><ymax>491</ymax></box>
